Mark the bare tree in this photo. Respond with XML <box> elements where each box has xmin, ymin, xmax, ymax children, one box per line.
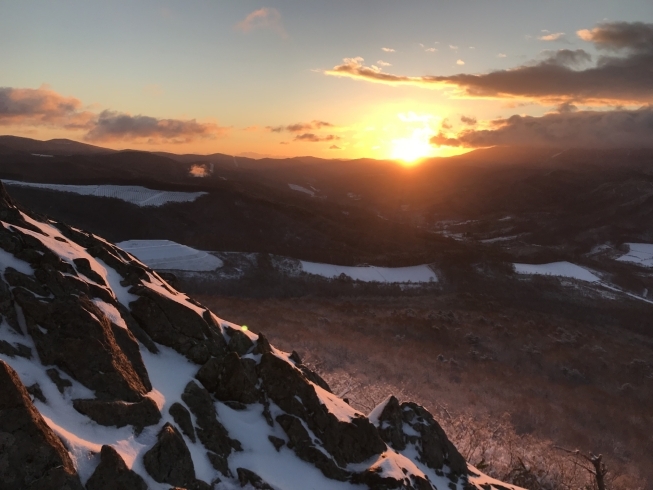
<box><xmin>555</xmin><ymin>447</ymin><xmax>608</xmax><ymax>490</ymax></box>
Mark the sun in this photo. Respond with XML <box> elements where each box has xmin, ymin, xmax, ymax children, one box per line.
<box><xmin>390</xmin><ymin>134</ymin><xmax>434</xmax><ymax>164</ymax></box>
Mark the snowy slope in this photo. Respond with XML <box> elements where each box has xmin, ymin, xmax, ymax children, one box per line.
<box><xmin>0</xmin><ymin>183</ymin><xmax>520</xmax><ymax>490</ymax></box>
<box><xmin>301</xmin><ymin>261</ymin><xmax>438</xmax><ymax>283</ymax></box>
<box><xmin>513</xmin><ymin>261</ymin><xmax>600</xmax><ymax>283</ymax></box>
<box><xmin>117</xmin><ymin>240</ymin><xmax>223</xmax><ymax>271</ymax></box>
<box><xmin>616</xmin><ymin>243</ymin><xmax>653</xmax><ymax>268</ymax></box>
<box><xmin>3</xmin><ymin>180</ymin><xmax>206</xmax><ymax>207</ymax></box>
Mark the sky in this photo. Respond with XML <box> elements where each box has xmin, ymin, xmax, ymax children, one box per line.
<box><xmin>1</xmin><ymin>0</ymin><xmax>652</xmax><ymax>161</ymax></box>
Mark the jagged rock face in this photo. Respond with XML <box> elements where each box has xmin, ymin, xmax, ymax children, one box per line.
<box><xmin>0</xmin><ymin>182</ymin><xmax>521</xmax><ymax>490</ymax></box>
<box><xmin>85</xmin><ymin>445</ymin><xmax>147</xmax><ymax>490</ymax></box>
<box><xmin>375</xmin><ymin>396</ymin><xmax>467</xmax><ymax>475</ymax></box>
<box><xmin>143</xmin><ymin>423</ymin><xmax>198</xmax><ymax>487</ymax></box>
<box><xmin>0</xmin><ymin>360</ymin><xmax>83</xmax><ymax>490</ymax></box>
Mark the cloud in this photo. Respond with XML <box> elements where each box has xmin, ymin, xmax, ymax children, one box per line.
<box><xmin>497</xmin><ymin>53</ymin><xmax>507</xmax><ymax>58</ymax></box>
<box><xmin>460</xmin><ymin>115</ymin><xmax>477</xmax><ymax>125</ymax></box>
<box><xmin>425</xmin><ymin>48</ymin><xmax>437</xmax><ymax>53</ymax></box>
<box><xmin>324</xmin><ymin>22</ymin><xmax>653</xmax><ymax>104</ymax></box>
<box><xmin>381</xmin><ymin>47</ymin><xmax>395</xmax><ymax>53</ymax></box>
<box><xmin>0</xmin><ymin>86</ymin><xmax>228</xmax><ymax>143</ymax></box>
<box><xmin>577</xmin><ymin>21</ymin><xmax>653</xmax><ymax>52</ymax></box>
<box><xmin>294</xmin><ymin>133</ymin><xmax>340</xmax><ymax>142</ymax></box>
<box><xmin>456</xmin><ymin>59</ymin><xmax>465</xmax><ymax>65</ymax></box>
<box><xmin>267</xmin><ymin>120</ymin><xmax>334</xmax><ymax>133</ymax></box>
<box><xmin>235</xmin><ymin>8</ymin><xmax>287</xmax><ymax>38</ymax></box>
<box><xmin>377</xmin><ymin>60</ymin><xmax>392</xmax><ymax>67</ymax></box>
<box><xmin>85</xmin><ymin>110</ymin><xmax>227</xmax><ymax>143</ymax></box>
<box><xmin>0</xmin><ymin>86</ymin><xmax>94</xmax><ymax>128</ymax></box>
<box><xmin>539</xmin><ymin>32</ymin><xmax>566</xmax><ymax>41</ymax></box>
<box><xmin>329</xmin><ymin>145</ymin><xmax>341</xmax><ymax>150</ymax></box>
<box><xmin>430</xmin><ymin>107</ymin><xmax>653</xmax><ymax>149</ymax></box>
<box><xmin>449</xmin><ymin>45</ymin><xmax>458</xmax><ymax>50</ymax></box>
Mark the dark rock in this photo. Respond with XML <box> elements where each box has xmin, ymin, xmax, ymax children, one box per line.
<box><xmin>207</xmin><ymin>451</ymin><xmax>232</xmax><ymax>478</ymax></box>
<box><xmin>0</xmin><ymin>339</ymin><xmax>31</xmax><ymax>359</ymax></box>
<box><xmin>72</xmin><ymin>397</ymin><xmax>161</xmax><ymax>429</ymax></box>
<box><xmin>374</xmin><ymin>396</ymin><xmax>407</xmax><ymax>450</ymax></box>
<box><xmin>26</xmin><ymin>383</ymin><xmax>46</xmax><ymax>403</ymax></box>
<box><xmin>253</xmin><ymin>332</ymin><xmax>272</xmax><ymax>355</ymax></box>
<box><xmin>110</xmin><ymin>322</ymin><xmax>153</xmax><ymax>391</ymax></box>
<box><xmin>195</xmin><ymin>352</ymin><xmax>259</xmax><ymax>404</ymax></box>
<box><xmin>181</xmin><ymin>381</ymin><xmax>241</xmax><ymax>476</ymax></box>
<box><xmin>157</xmin><ymin>271</ymin><xmax>179</xmax><ymax>289</ymax></box>
<box><xmin>289</xmin><ymin>350</ymin><xmax>302</xmax><ymax>364</ymax></box>
<box><xmin>13</xmin><ymin>290</ymin><xmax>148</xmax><ymax>402</ymax></box>
<box><xmin>0</xmin><ymin>277</ymin><xmax>21</xmax><ymax>334</ymax></box>
<box><xmin>72</xmin><ymin>257</ymin><xmax>107</xmax><ymax>286</ymax></box>
<box><xmin>170</xmin><ymin>402</ymin><xmax>196</xmax><ymax>442</ymax></box>
<box><xmin>268</xmin><ymin>435</ymin><xmax>285</xmax><ymax>451</ymax></box>
<box><xmin>0</xmin><ymin>360</ymin><xmax>84</xmax><ymax>490</ymax></box>
<box><xmin>259</xmin><ymin>352</ymin><xmax>386</xmax><ymax>467</ymax></box>
<box><xmin>46</xmin><ymin>368</ymin><xmax>73</xmax><ymax>393</ymax></box>
<box><xmin>129</xmin><ymin>287</ymin><xmax>224</xmax><ymax>364</ymax></box>
<box><xmin>4</xmin><ymin>267</ymin><xmax>49</xmax><ymax>296</ymax></box>
<box><xmin>237</xmin><ymin>468</ymin><xmax>275</xmax><ymax>489</ymax></box>
<box><xmin>143</xmin><ymin>423</ymin><xmax>196</xmax><ymax>487</ymax></box>
<box><xmin>227</xmin><ymin>329</ymin><xmax>254</xmax><ymax>356</ymax></box>
<box><xmin>86</xmin><ymin>445</ymin><xmax>147</xmax><ymax>490</ymax></box>
<box><xmin>116</xmin><ymin>303</ymin><xmax>159</xmax><ymax>354</ymax></box>
<box><xmin>401</xmin><ymin>402</ymin><xmax>466</xmax><ymax>475</ymax></box>
<box><xmin>276</xmin><ymin>414</ymin><xmax>350</xmax><ymax>481</ymax></box>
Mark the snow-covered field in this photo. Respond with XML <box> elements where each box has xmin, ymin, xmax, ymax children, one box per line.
<box><xmin>300</xmin><ymin>261</ymin><xmax>438</xmax><ymax>283</ymax></box>
<box><xmin>513</xmin><ymin>261</ymin><xmax>600</xmax><ymax>283</ymax></box>
<box><xmin>3</xmin><ymin>180</ymin><xmax>207</xmax><ymax>207</ymax></box>
<box><xmin>616</xmin><ymin>243</ymin><xmax>653</xmax><ymax>268</ymax></box>
<box><xmin>118</xmin><ymin>240</ymin><xmax>223</xmax><ymax>271</ymax></box>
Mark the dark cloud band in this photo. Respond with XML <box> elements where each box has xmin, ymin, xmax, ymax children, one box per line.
<box><xmin>326</xmin><ymin>22</ymin><xmax>653</xmax><ymax>104</ymax></box>
<box><xmin>431</xmin><ymin>107</ymin><xmax>653</xmax><ymax>149</ymax></box>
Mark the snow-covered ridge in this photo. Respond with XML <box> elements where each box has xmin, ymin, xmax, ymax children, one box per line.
<box><xmin>117</xmin><ymin>240</ymin><xmax>223</xmax><ymax>272</ymax></box>
<box><xmin>0</xmin><ymin>183</ymin><xmax>520</xmax><ymax>490</ymax></box>
<box><xmin>3</xmin><ymin>180</ymin><xmax>207</xmax><ymax>207</ymax></box>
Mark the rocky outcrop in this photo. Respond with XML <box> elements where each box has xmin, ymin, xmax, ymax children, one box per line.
<box><xmin>86</xmin><ymin>445</ymin><xmax>147</xmax><ymax>490</ymax></box>
<box><xmin>0</xmin><ymin>360</ymin><xmax>83</xmax><ymax>490</ymax></box>
<box><xmin>170</xmin><ymin>402</ymin><xmax>197</xmax><ymax>443</ymax></box>
<box><xmin>196</xmin><ymin>352</ymin><xmax>259</xmax><ymax>404</ymax></box>
<box><xmin>13</xmin><ymin>290</ymin><xmax>148</xmax><ymax>402</ymax></box>
<box><xmin>129</xmin><ymin>285</ymin><xmax>227</xmax><ymax>365</ymax></box>
<box><xmin>181</xmin><ymin>381</ymin><xmax>241</xmax><ymax>476</ymax></box>
<box><xmin>72</xmin><ymin>397</ymin><xmax>161</xmax><ymax>430</ymax></box>
<box><xmin>374</xmin><ymin>396</ymin><xmax>467</xmax><ymax>475</ymax></box>
<box><xmin>237</xmin><ymin>468</ymin><xmax>275</xmax><ymax>489</ymax></box>
<box><xmin>259</xmin><ymin>352</ymin><xmax>386</xmax><ymax>468</ymax></box>
<box><xmin>143</xmin><ymin>423</ymin><xmax>199</xmax><ymax>487</ymax></box>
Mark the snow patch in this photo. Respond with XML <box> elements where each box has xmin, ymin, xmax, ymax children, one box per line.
<box><xmin>513</xmin><ymin>262</ymin><xmax>600</xmax><ymax>283</ymax></box>
<box><xmin>300</xmin><ymin>262</ymin><xmax>437</xmax><ymax>283</ymax></box>
<box><xmin>3</xmin><ymin>180</ymin><xmax>207</xmax><ymax>207</ymax></box>
<box><xmin>118</xmin><ymin>240</ymin><xmax>223</xmax><ymax>272</ymax></box>
<box><xmin>616</xmin><ymin>243</ymin><xmax>653</xmax><ymax>268</ymax></box>
<box><xmin>288</xmin><ymin>184</ymin><xmax>315</xmax><ymax>197</ymax></box>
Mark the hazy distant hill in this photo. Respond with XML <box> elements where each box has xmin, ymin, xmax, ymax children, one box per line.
<box><xmin>0</xmin><ymin>135</ymin><xmax>115</xmax><ymax>155</ymax></box>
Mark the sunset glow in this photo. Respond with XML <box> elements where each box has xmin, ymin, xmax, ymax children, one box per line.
<box><xmin>0</xmin><ymin>3</ymin><xmax>650</xmax><ymax>158</ymax></box>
